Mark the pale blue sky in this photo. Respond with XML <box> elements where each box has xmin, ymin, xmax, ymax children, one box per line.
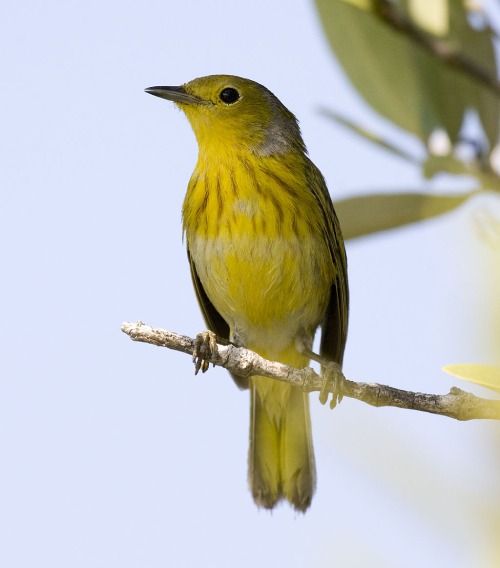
<box><xmin>1</xmin><ymin>1</ymin><xmax>499</xmax><ymax>567</ymax></box>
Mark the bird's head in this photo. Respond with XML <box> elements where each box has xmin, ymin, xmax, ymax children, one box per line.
<box><xmin>146</xmin><ymin>75</ymin><xmax>305</xmax><ymax>156</ymax></box>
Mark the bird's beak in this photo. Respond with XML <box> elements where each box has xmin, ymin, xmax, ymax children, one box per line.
<box><xmin>145</xmin><ymin>86</ymin><xmax>204</xmax><ymax>105</ymax></box>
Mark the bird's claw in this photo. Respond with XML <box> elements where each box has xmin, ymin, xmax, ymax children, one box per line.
<box><xmin>319</xmin><ymin>362</ymin><xmax>346</xmax><ymax>409</ymax></box>
<box><xmin>193</xmin><ymin>330</ymin><xmax>218</xmax><ymax>374</ymax></box>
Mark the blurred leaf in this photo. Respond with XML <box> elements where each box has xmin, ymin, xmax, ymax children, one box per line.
<box><xmin>408</xmin><ymin>0</ymin><xmax>448</xmax><ymax>36</ymax></box>
<box><xmin>342</xmin><ymin>0</ymin><xmax>371</xmax><ymax>8</ymax></box>
<box><xmin>473</xmin><ymin>208</ymin><xmax>500</xmax><ymax>245</ymax></box>
<box><xmin>443</xmin><ymin>364</ymin><xmax>500</xmax><ymax>394</ymax></box>
<box><xmin>335</xmin><ymin>191</ymin><xmax>474</xmax><ymax>239</ymax></box>
<box><xmin>422</xmin><ymin>153</ymin><xmax>470</xmax><ymax>178</ymax></box>
<box><xmin>448</xmin><ymin>0</ymin><xmax>499</xmax><ymax>149</ymax></box>
<box><xmin>321</xmin><ymin>108</ymin><xmax>420</xmax><ymax>164</ymax></box>
<box><xmin>314</xmin><ymin>0</ymin><xmax>499</xmax><ymax>147</ymax></box>
<box><xmin>423</xmin><ymin>154</ymin><xmax>500</xmax><ymax>189</ymax></box>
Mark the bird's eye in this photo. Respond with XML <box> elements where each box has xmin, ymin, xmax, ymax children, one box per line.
<box><xmin>219</xmin><ymin>87</ymin><xmax>240</xmax><ymax>104</ymax></box>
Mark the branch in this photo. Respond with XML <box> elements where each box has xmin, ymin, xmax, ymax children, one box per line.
<box><xmin>373</xmin><ymin>0</ymin><xmax>500</xmax><ymax>98</ymax></box>
<box><xmin>121</xmin><ymin>321</ymin><xmax>500</xmax><ymax>421</ymax></box>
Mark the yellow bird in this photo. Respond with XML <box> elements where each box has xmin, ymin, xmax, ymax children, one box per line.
<box><xmin>146</xmin><ymin>75</ymin><xmax>348</xmax><ymax>512</ymax></box>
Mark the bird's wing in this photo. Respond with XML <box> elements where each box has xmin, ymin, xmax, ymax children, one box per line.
<box><xmin>187</xmin><ymin>247</ymin><xmax>249</xmax><ymax>390</ymax></box>
<box><xmin>307</xmin><ymin>160</ymin><xmax>349</xmax><ymax>368</ymax></box>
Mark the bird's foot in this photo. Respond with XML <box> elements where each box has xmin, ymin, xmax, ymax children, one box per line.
<box><xmin>193</xmin><ymin>330</ymin><xmax>218</xmax><ymax>374</ymax></box>
<box><xmin>319</xmin><ymin>362</ymin><xmax>346</xmax><ymax>409</ymax></box>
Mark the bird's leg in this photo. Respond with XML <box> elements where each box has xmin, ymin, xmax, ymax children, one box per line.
<box><xmin>296</xmin><ymin>338</ymin><xmax>346</xmax><ymax>409</ymax></box>
<box><xmin>193</xmin><ymin>330</ymin><xmax>219</xmax><ymax>374</ymax></box>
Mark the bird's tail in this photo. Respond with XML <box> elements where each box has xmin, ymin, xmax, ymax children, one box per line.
<box><xmin>248</xmin><ymin>373</ymin><xmax>316</xmax><ymax>512</ymax></box>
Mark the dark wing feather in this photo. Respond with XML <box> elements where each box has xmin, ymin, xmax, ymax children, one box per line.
<box><xmin>187</xmin><ymin>247</ymin><xmax>249</xmax><ymax>390</ymax></box>
<box><xmin>306</xmin><ymin>160</ymin><xmax>349</xmax><ymax>368</ymax></box>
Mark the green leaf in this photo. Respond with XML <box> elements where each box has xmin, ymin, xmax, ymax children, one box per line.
<box><xmin>334</xmin><ymin>191</ymin><xmax>474</xmax><ymax>239</ymax></box>
<box><xmin>447</xmin><ymin>0</ymin><xmax>499</xmax><ymax>149</ymax></box>
<box><xmin>443</xmin><ymin>364</ymin><xmax>500</xmax><ymax>394</ymax></box>
<box><xmin>315</xmin><ymin>0</ymin><xmax>499</xmax><ymax>146</ymax></box>
<box><xmin>422</xmin><ymin>154</ymin><xmax>470</xmax><ymax>178</ymax></box>
<box><xmin>320</xmin><ymin>108</ymin><xmax>420</xmax><ymax>164</ymax></box>
<box><xmin>423</xmin><ymin>154</ymin><xmax>500</xmax><ymax>189</ymax></box>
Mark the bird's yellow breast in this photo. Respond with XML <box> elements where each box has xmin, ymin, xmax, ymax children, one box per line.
<box><xmin>183</xmin><ymin>150</ymin><xmax>334</xmax><ymax>354</ymax></box>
